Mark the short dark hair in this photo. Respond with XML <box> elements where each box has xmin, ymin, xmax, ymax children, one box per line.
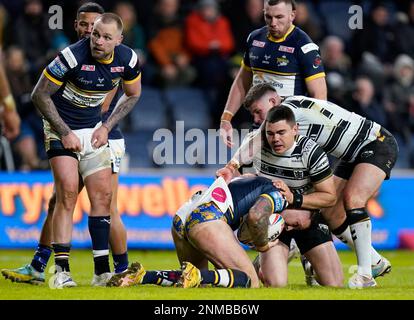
<box><xmin>265</xmin><ymin>0</ymin><xmax>297</xmax><ymax>10</ymax></box>
<box><xmin>77</xmin><ymin>2</ymin><xmax>105</xmax><ymax>18</ymax></box>
<box><xmin>266</xmin><ymin>105</ymin><xmax>296</xmax><ymax>126</ymax></box>
<box><xmin>97</xmin><ymin>12</ymin><xmax>124</xmax><ymax>32</ymax></box>
<box><xmin>244</xmin><ymin>83</ymin><xmax>277</xmax><ymax>110</ymax></box>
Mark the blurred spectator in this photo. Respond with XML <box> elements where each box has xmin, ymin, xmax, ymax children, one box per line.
<box><xmin>5</xmin><ymin>46</ymin><xmax>47</xmax><ymax>171</ymax></box>
<box><xmin>147</xmin><ymin>0</ymin><xmax>196</xmax><ymax>88</ymax></box>
<box><xmin>294</xmin><ymin>1</ymin><xmax>323</xmax><ymax>44</ymax></box>
<box><xmin>394</xmin><ymin>1</ymin><xmax>414</xmax><ymax>59</ymax></box>
<box><xmin>230</xmin><ymin>0</ymin><xmax>264</xmax><ymax>54</ymax></box>
<box><xmin>114</xmin><ymin>2</ymin><xmax>147</xmax><ymax>66</ymax></box>
<box><xmin>384</xmin><ymin>54</ymin><xmax>414</xmax><ymax>143</ymax></box>
<box><xmin>11</xmin><ymin>0</ymin><xmax>55</xmax><ymax>83</ymax></box>
<box><xmin>350</xmin><ymin>3</ymin><xmax>396</xmax><ymax>66</ymax></box>
<box><xmin>320</xmin><ymin>35</ymin><xmax>352</xmax><ymax>105</ymax></box>
<box><xmin>347</xmin><ymin>76</ymin><xmax>388</xmax><ymax>128</ymax></box>
<box><xmin>185</xmin><ymin>0</ymin><xmax>235</xmax><ymax>93</ymax></box>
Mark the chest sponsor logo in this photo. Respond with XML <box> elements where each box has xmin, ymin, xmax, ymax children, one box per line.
<box><xmin>252</xmin><ymin>40</ymin><xmax>266</xmax><ymax>48</ymax></box>
<box><xmin>76</xmin><ymin>77</ymin><xmax>93</xmax><ymax>85</ymax></box>
<box><xmin>278</xmin><ymin>45</ymin><xmax>295</xmax><ymax>53</ymax></box>
<box><xmin>293</xmin><ymin>170</ymin><xmax>304</xmax><ymax>179</ymax></box>
<box><xmin>81</xmin><ymin>64</ymin><xmax>95</xmax><ymax>71</ymax></box>
<box><xmin>97</xmin><ymin>77</ymin><xmax>105</xmax><ymax>87</ymax></box>
<box><xmin>262</xmin><ymin>54</ymin><xmax>271</xmax><ymax>64</ymax></box>
<box><xmin>249</xmin><ymin>52</ymin><xmax>259</xmax><ymax>60</ymax></box>
<box><xmin>276</xmin><ymin>55</ymin><xmax>289</xmax><ymax>67</ymax></box>
<box><xmin>111</xmin><ymin>66</ymin><xmax>125</xmax><ymax>72</ymax></box>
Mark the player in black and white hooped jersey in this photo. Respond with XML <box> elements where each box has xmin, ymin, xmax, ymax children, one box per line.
<box><xmin>219</xmin><ymin>83</ymin><xmax>398</xmax><ymax>288</ymax></box>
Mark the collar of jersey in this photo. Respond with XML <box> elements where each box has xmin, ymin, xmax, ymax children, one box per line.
<box><xmin>96</xmin><ymin>51</ymin><xmax>114</xmax><ymax>64</ymax></box>
<box><xmin>267</xmin><ymin>24</ymin><xmax>295</xmax><ymax>43</ymax></box>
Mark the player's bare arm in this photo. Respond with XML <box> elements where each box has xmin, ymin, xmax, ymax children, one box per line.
<box><xmin>32</xmin><ymin>75</ymin><xmax>82</xmax><ymax>152</ymax></box>
<box><xmin>220</xmin><ymin>67</ymin><xmax>252</xmax><ymax>147</ymax></box>
<box><xmin>101</xmin><ymin>86</ymin><xmax>118</xmax><ymax>114</ymax></box>
<box><xmin>102</xmin><ymin>79</ymin><xmax>141</xmax><ymax>131</ymax></box>
<box><xmin>246</xmin><ymin>196</ymin><xmax>273</xmax><ymax>252</ymax></box>
<box><xmin>31</xmin><ymin>75</ymin><xmax>70</xmax><ymax>137</ymax></box>
<box><xmin>305</xmin><ymin>76</ymin><xmax>327</xmax><ymax>100</ymax></box>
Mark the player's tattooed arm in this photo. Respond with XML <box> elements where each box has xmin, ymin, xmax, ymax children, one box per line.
<box><xmin>102</xmin><ymin>94</ymin><xmax>140</xmax><ymax>131</ymax></box>
<box><xmin>31</xmin><ymin>74</ymin><xmax>70</xmax><ymax>136</ymax></box>
<box><xmin>247</xmin><ymin>196</ymin><xmax>273</xmax><ymax>249</ymax></box>
<box><xmin>102</xmin><ymin>80</ymin><xmax>141</xmax><ymax>131</ymax></box>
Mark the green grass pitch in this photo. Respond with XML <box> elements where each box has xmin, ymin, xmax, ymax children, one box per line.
<box><xmin>0</xmin><ymin>249</ymin><xmax>413</xmax><ymax>300</ymax></box>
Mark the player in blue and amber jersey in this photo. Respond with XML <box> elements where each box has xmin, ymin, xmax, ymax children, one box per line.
<box><xmin>30</xmin><ymin>13</ymin><xmax>141</xmax><ymax>288</ymax></box>
<box><xmin>220</xmin><ymin>0</ymin><xmax>327</xmax><ymax>147</ymax></box>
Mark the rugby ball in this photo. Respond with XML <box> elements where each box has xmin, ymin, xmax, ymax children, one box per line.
<box><xmin>237</xmin><ymin>213</ymin><xmax>285</xmax><ymax>249</ymax></box>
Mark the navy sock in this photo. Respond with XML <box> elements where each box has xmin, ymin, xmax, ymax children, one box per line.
<box><xmin>53</xmin><ymin>243</ymin><xmax>71</xmax><ymax>272</ymax></box>
<box><xmin>31</xmin><ymin>244</ymin><xmax>52</xmax><ymax>273</ymax></box>
<box><xmin>201</xmin><ymin>269</ymin><xmax>250</xmax><ymax>288</ymax></box>
<box><xmin>142</xmin><ymin>270</ymin><xmax>181</xmax><ymax>286</ymax></box>
<box><xmin>88</xmin><ymin>216</ymin><xmax>111</xmax><ymax>275</ymax></box>
<box><xmin>113</xmin><ymin>252</ymin><xmax>129</xmax><ymax>274</ymax></box>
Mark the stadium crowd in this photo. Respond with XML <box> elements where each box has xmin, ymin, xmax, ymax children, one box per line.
<box><xmin>1</xmin><ymin>0</ymin><xmax>414</xmax><ymax>170</ymax></box>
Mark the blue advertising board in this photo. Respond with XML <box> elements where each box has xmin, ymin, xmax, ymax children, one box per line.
<box><xmin>0</xmin><ymin>173</ymin><xmax>413</xmax><ymax>250</ymax></box>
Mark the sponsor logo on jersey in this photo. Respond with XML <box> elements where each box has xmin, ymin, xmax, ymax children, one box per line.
<box><xmin>313</xmin><ymin>54</ymin><xmax>322</xmax><ymax>69</ymax></box>
<box><xmin>293</xmin><ymin>170</ymin><xmax>304</xmax><ymax>179</ymax></box>
<box><xmin>249</xmin><ymin>52</ymin><xmax>259</xmax><ymax>60</ymax></box>
<box><xmin>48</xmin><ymin>57</ymin><xmax>68</xmax><ymax>78</ymax></box>
<box><xmin>76</xmin><ymin>77</ymin><xmax>93</xmax><ymax>85</ymax></box>
<box><xmin>81</xmin><ymin>64</ymin><xmax>95</xmax><ymax>71</ymax></box>
<box><xmin>252</xmin><ymin>40</ymin><xmax>266</xmax><ymax>48</ymax></box>
<box><xmin>262</xmin><ymin>54</ymin><xmax>272</xmax><ymax>64</ymax></box>
<box><xmin>212</xmin><ymin>187</ymin><xmax>226</xmax><ymax>203</ymax></box>
<box><xmin>278</xmin><ymin>45</ymin><xmax>295</xmax><ymax>53</ymax></box>
<box><xmin>361</xmin><ymin>150</ymin><xmax>374</xmax><ymax>158</ymax></box>
<box><xmin>277</xmin><ymin>55</ymin><xmax>289</xmax><ymax>67</ymax></box>
<box><xmin>111</xmin><ymin>66</ymin><xmax>125</xmax><ymax>72</ymax></box>
<box><xmin>301</xmin><ymin>42</ymin><xmax>319</xmax><ymax>54</ymax></box>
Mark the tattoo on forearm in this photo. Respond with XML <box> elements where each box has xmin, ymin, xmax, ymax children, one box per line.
<box><xmin>247</xmin><ymin>197</ymin><xmax>273</xmax><ymax>247</ymax></box>
<box><xmin>104</xmin><ymin>95</ymin><xmax>139</xmax><ymax>131</ymax></box>
<box><xmin>31</xmin><ymin>76</ymin><xmax>70</xmax><ymax>136</ymax></box>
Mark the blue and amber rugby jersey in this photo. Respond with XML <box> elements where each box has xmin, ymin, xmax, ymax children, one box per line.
<box><xmin>242</xmin><ymin>25</ymin><xmax>325</xmax><ymax>97</ymax></box>
<box><xmin>226</xmin><ymin>176</ymin><xmax>287</xmax><ymax>231</ymax></box>
<box><xmin>44</xmin><ymin>38</ymin><xmax>141</xmax><ymax>130</ymax></box>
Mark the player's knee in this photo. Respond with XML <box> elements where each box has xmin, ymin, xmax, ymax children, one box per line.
<box><xmin>60</xmin><ymin>189</ymin><xmax>78</xmax><ymax>211</ymax></box>
<box><xmin>342</xmin><ymin>188</ymin><xmax>367</xmax><ymax>209</ymax></box>
<box><xmin>262</xmin><ymin>274</ymin><xmax>287</xmax><ymax>288</ymax></box>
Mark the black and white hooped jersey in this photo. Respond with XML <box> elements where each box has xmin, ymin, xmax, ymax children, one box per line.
<box><xmin>281</xmin><ymin>96</ymin><xmax>382</xmax><ymax>162</ymax></box>
<box><xmin>44</xmin><ymin>38</ymin><xmax>141</xmax><ymax>130</ymax></box>
<box><xmin>253</xmin><ymin>136</ymin><xmax>332</xmax><ymax>195</ymax></box>
<box><xmin>242</xmin><ymin>25</ymin><xmax>325</xmax><ymax>97</ymax></box>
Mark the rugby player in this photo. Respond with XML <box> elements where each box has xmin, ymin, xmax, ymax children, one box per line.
<box><xmin>218</xmin><ymin>83</ymin><xmax>397</xmax><ymax>288</ymax></box>
<box><xmin>2</xmin><ymin>3</ymin><xmax>131</xmax><ymax>287</ymax></box>
<box><xmin>219</xmin><ymin>0</ymin><xmax>326</xmax><ymax>147</ymax></box>
<box><xmin>106</xmin><ymin>176</ymin><xmax>315</xmax><ymax>289</ymax></box>
<box><xmin>28</xmin><ymin>12</ymin><xmax>141</xmax><ymax>288</ymax></box>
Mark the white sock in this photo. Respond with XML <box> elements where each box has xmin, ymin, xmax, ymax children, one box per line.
<box><xmin>349</xmin><ymin>220</ymin><xmax>372</xmax><ymax>277</ymax></box>
<box><xmin>335</xmin><ymin>226</ymin><xmax>382</xmax><ymax>266</ymax></box>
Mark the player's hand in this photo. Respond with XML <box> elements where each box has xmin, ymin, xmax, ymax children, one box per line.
<box><xmin>273</xmin><ymin>180</ymin><xmax>293</xmax><ymax>204</ymax></box>
<box><xmin>1</xmin><ymin>109</ymin><xmax>21</xmax><ymax>140</ymax></box>
<box><xmin>220</xmin><ymin>120</ymin><xmax>233</xmax><ymax>147</ymax></box>
<box><xmin>91</xmin><ymin>125</ymin><xmax>109</xmax><ymax>149</ymax></box>
<box><xmin>215</xmin><ymin>166</ymin><xmax>234</xmax><ymax>183</ymax></box>
<box><xmin>61</xmin><ymin>131</ymin><xmax>82</xmax><ymax>152</ymax></box>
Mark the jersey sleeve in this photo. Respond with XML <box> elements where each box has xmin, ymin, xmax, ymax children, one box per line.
<box><xmin>297</xmin><ymin>38</ymin><xmax>325</xmax><ymax>82</ymax></box>
<box><xmin>242</xmin><ymin>32</ymin><xmax>253</xmax><ymax>71</ymax></box>
<box><xmin>122</xmin><ymin>48</ymin><xmax>142</xmax><ymax>84</ymax></box>
<box><xmin>44</xmin><ymin>46</ymin><xmax>78</xmax><ymax>86</ymax></box>
<box><xmin>306</xmin><ymin>141</ymin><xmax>332</xmax><ymax>183</ymax></box>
